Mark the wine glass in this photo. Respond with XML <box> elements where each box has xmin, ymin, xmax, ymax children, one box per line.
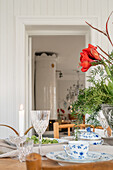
<box><xmin>31</xmin><ymin>110</ymin><xmax>50</xmax><ymax>155</ymax></box>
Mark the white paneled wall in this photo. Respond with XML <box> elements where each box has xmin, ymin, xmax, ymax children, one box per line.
<box><xmin>0</xmin><ymin>0</ymin><xmax>113</xmax><ymax>138</ymax></box>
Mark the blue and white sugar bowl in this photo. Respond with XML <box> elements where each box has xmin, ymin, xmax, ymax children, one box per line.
<box><xmin>64</xmin><ymin>141</ymin><xmax>89</xmax><ymax>159</ymax></box>
<box><xmin>77</xmin><ymin>127</ymin><xmax>102</xmax><ymax>145</ymax></box>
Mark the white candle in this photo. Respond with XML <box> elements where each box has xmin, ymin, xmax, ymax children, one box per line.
<box><xmin>19</xmin><ymin>104</ymin><xmax>25</xmax><ymax>136</ymax></box>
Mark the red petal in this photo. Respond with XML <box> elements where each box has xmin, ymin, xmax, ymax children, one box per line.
<box><xmin>81</xmin><ymin>67</ymin><xmax>89</xmax><ymax>72</ymax></box>
<box><xmin>81</xmin><ymin>61</ymin><xmax>91</xmax><ymax>68</ymax></box>
<box><xmin>80</xmin><ymin>52</ymin><xmax>93</xmax><ymax>62</ymax></box>
<box><xmin>88</xmin><ymin>44</ymin><xmax>97</xmax><ymax>50</ymax></box>
<box><xmin>82</xmin><ymin>48</ymin><xmax>90</xmax><ymax>53</ymax></box>
<box><xmin>80</xmin><ymin>61</ymin><xmax>92</xmax><ymax>72</ymax></box>
<box><xmin>91</xmin><ymin>48</ymin><xmax>101</xmax><ymax>60</ymax></box>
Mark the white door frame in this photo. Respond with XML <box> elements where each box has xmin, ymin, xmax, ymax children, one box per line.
<box><xmin>16</xmin><ymin>16</ymin><xmax>98</xmax><ymax>130</ymax></box>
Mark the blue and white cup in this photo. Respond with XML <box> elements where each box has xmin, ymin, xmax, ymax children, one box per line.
<box><xmin>63</xmin><ymin>141</ymin><xmax>89</xmax><ymax>159</ymax></box>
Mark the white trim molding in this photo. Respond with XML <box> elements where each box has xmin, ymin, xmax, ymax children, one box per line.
<box><xmin>15</xmin><ymin>16</ymin><xmax>98</xmax><ymax>130</ymax></box>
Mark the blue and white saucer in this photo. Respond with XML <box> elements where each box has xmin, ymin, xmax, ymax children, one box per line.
<box><xmin>57</xmin><ymin>151</ymin><xmax>100</xmax><ymax>161</ymax></box>
<box><xmin>46</xmin><ymin>151</ymin><xmax>113</xmax><ymax>164</ymax></box>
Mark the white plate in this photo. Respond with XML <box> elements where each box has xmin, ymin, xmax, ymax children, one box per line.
<box><xmin>5</xmin><ymin>137</ymin><xmax>68</xmax><ymax>146</ymax></box>
<box><xmin>34</xmin><ymin>138</ymin><xmax>68</xmax><ymax>146</ymax></box>
<box><xmin>61</xmin><ymin>136</ymin><xmax>75</xmax><ymax>141</ymax></box>
<box><xmin>46</xmin><ymin>151</ymin><xmax>113</xmax><ymax>164</ymax></box>
<box><xmin>54</xmin><ymin>138</ymin><xmax>68</xmax><ymax>143</ymax></box>
<box><xmin>48</xmin><ymin>138</ymin><xmax>68</xmax><ymax>143</ymax></box>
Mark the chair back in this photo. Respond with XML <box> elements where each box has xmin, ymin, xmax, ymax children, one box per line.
<box><xmin>53</xmin><ymin>122</ymin><xmax>109</xmax><ymax>138</ymax></box>
<box><xmin>53</xmin><ymin>122</ymin><xmax>96</xmax><ymax>138</ymax></box>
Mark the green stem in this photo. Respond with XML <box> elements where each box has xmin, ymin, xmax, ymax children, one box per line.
<box><xmin>104</xmin><ymin>64</ymin><xmax>111</xmax><ymax>76</ymax></box>
<box><xmin>104</xmin><ymin>64</ymin><xmax>113</xmax><ymax>82</ymax></box>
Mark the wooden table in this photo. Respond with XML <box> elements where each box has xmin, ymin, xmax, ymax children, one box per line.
<box><xmin>1</xmin><ymin>144</ymin><xmax>113</xmax><ymax>169</ymax></box>
<box><xmin>0</xmin><ymin>158</ymin><xmax>58</xmax><ymax>170</ymax></box>
<box><xmin>1</xmin><ymin>157</ymin><xmax>113</xmax><ymax>170</ymax></box>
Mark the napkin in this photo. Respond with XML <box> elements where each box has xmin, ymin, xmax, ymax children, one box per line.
<box><xmin>0</xmin><ymin>139</ymin><xmax>18</xmax><ymax>158</ymax></box>
<box><xmin>0</xmin><ymin>139</ymin><xmax>64</xmax><ymax>158</ymax></box>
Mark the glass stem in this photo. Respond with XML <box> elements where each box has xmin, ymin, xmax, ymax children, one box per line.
<box><xmin>39</xmin><ymin>134</ymin><xmax>42</xmax><ymax>155</ymax></box>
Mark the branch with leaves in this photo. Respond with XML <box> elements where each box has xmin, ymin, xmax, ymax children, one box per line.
<box><xmin>71</xmin><ymin>66</ymin><xmax>113</xmax><ymax>127</ymax></box>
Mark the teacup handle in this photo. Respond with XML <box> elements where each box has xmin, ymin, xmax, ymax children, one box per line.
<box><xmin>63</xmin><ymin>145</ymin><xmax>72</xmax><ymax>157</ymax></box>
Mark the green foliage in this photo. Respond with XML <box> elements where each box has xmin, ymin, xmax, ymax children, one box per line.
<box><xmin>27</xmin><ymin>136</ymin><xmax>58</xmax><ymax>144</ymax></box>
<box><xmin>86</xmin><ymin>112</ymin><xmax>101</xmax><ymax>127</ymax></box>
<box><xmin>71</xmin><ymin>66</ymin><xmax>113</xmax><ymax>126</ymax></box>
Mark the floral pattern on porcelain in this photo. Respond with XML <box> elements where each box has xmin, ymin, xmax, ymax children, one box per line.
<box><xmin>78</xmin><ymin>127</ymin><xmax>101</xmax><ymax>140</ymax></box>
<box><xmin>64</xmin><ymin>141</ymin><xmax>89</xmax><ymax>159</ymax></box>
<box><xmin>79</xmin><ymin>139</ymin><xmax>103</xmax><ymax>145</ymax></box>
<box><xmin>46</xmin><ymin>151</ymin><xmax>113</xmax><ymax>164</ymax></box>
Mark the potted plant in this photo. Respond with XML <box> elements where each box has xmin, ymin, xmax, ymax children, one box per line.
<box><xmin>71</xmin><ymin>66</ymin><xmax>113</xmax><ymax>127</ymax></box>
<box><xmin>71</xmin><ymin>12</ymin><xmax>113</xmax><ymax>131</ymax></box>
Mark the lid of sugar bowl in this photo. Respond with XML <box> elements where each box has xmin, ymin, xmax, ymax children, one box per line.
<box><xmin>78</xmin><ymin>127</ymin><xmax>101</xmax><ymax>140</ymax></box>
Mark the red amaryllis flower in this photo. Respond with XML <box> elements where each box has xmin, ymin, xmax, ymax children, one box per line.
<box><xmin>79</xmin><ymin>44</ymin><xmax>101</xmax><ymax>72</ymax></box>
<box><xmin>83</xmin><ymin>44</ymin><xmax>101</xmax><ymax>60</ymax></box>
<box><xmin>79</xmin><ymin>52</ymin><xmax>95</xmax><ymax>72</ymax></box>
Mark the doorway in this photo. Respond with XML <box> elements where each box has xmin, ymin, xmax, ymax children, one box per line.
<box><xmin>15</xmin><ymin>16</ymin><xmax>98</xmax><ymax>130</ymax></box>
<box><xmin>30</xmin><ymin>35</ymin><xmax>85</xmax><ymax>123</ymax></box>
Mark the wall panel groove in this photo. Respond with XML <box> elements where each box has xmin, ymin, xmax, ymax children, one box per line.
<box><xmin>34</xmin><ymin>0</ymin><xmax>41</xmax><ymax>16</ymax></box>
<box><xmin>47</xmin><ymin>0</ymin><xmax>55</xmax><ymax>16</ymax></box>
<box><xmin>67</xmin><ymin>0</ymin><xmax>74</xmax><ymax>15</ymax></box>
<box><xmin>55</xmin><ymin>0</ymin><xmax>61</xmax><ymax>16</ymax></box>
<box><xmin>80</xmin><ymin>0</ymin><xmax>88</xmax><ymax>16</ymax></box>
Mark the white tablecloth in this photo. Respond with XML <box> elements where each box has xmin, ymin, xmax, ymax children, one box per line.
<box><xmin>0</xmin><ymin>139</ymin><xmax>113</xmax><ymax>158</ymax></box>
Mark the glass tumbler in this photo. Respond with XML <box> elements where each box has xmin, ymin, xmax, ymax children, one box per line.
<box><xmin>17</xmin><ymin>139</ymin><xmax>33</xmax><ymax>162</ymax></box>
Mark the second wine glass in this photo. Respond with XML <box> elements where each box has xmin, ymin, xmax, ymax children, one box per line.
<box><xmin>31</xmin><ymin>110</ymin><xmax>50</xmax><ymax>155</ymax></box>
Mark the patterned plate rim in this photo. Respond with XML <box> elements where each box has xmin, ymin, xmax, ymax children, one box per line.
<box><xmin>46</xmin><ymin>151</ymin><xmax>113</xmax><ymax>164</ymax></box>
